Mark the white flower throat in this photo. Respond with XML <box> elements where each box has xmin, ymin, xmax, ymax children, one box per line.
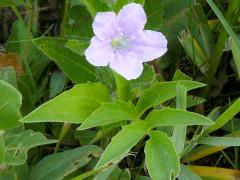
<box><xmin>111</xmin><ymin>34</ymin><xmax>129</xmax><ymax>49</ymax></box>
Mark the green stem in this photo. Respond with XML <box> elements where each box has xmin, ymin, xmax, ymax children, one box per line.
<box><xmin>60</xmin><ymin>0</ymin><xmax>71</xmax><ymax>37</ymax></box>
<box><xmin>54</xmin><ymin>123</ymin><xmax>71</xmax><ymax>153</ymax></box>
<box><xmin>72</xmin><ymin>165</ymin><xmax>111</xmax><ymax>180</ymax></box>
<box><xmin>112</xmin><ymin>71</ymin><xmax>131</xmax><ymax>101</ymax></box>
<box><xmin>11</xmin><ymin>6</ymin><xmax>24</xmax><ymax>22</ymax></box>
<box><xmin>172</xmin><ymin>84</ymin><xmax>187</xmax><ymax>155</ymax></box>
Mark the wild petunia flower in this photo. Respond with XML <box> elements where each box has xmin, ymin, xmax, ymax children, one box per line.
<box><xmin>85</xmin><ymin>3</ymin><xmax>168</xmax><ymax>80</ymax></box>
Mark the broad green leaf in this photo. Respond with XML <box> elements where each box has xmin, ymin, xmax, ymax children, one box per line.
<box><xmin>145</xmin><ymin>131</ymin><xmax>179</xmax><ymax>180</ymax></box>
<box><xmin>205</xmin><ymin>97</ymin><xmax>240</xmax><ymax>134</ymax></box>
<box><xmin>0</xmin><ymin>80</ymin><xmax>21</xmax><ymax>130</ymax></box>
<box><xmin>3</xmin><ymin>130</ymin><xmax>56</xmax><ymax>165</ymax></box>
<box><xmin>136</xmin><ymin>80</ymin><xmax>205</xmax><ymax>116</ymax></box>
<box><xmin>29</xmin><ymin>145</ymin><xmax>102</xmax><ymax>180</ymax></box>
<box><xmin>33</xmin><ymin>37</ymin><xmax>96</xmax><ymax>84</ymax></box>
<box><xmin>20</xmin><ymin>83</ymin><xmax>110</xmax><ymax>124</ymax></box>
<box><xmin>95</xmin><ymin>122</ymin><xmax>147</xmax><ymax>168</ymax></box>
<box><xmin>199</xmin><ymin>137</ymin><xmax>240</xmax><ymax>147</ymax></box>
<box><xmin>78</xmin><ymin>101</ymin><xmax>137</xmax><ymax>130</ymax></box>
<box><xmin>82</xmin><ymin>0</ymin><xmax>111</xmax><ymax>17</ymax></box>
<box><xmin>0</xmin><ymin>67</ymin><xmax>17</xmax><ymax>88</ymax></box>
<box><xmin>65</xmin><ymin>40</ymin><xmax>88</xmax><ymax>56</ymax></box>
<box><xmin>145</xmin><ymin>108</ymin><xmax>213</xmax><ymax>128</ymax></box>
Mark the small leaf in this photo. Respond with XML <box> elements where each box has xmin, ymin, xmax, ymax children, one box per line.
<box><xmin>29</xmin><ymin>145</ymin><xmax>102</xmax><ymax>180</ymax></box>
<box><xmin>82</xmin><ymin>0</ymin><xmax>111</xmax><ymax>17</ymax></box>
<box><xmin>3</xmin><ymin>130</ymin><xmax>56</xmax><ymax>165</ymax></box>
<box><xmin>79</xmin><ymin>101</ymin><xmax>137</xmax><ymax>130</ymax></box>
<box><xmin>20</xmin><ymin>83</ymin><xmax>110</xmax><ymax>124</ymax></box>
<box><xmin>0</xmin><ymin>80</ymin><xmax>22</xmax><ymax>130</ymax></box>
<box><xmin>145</xmin><ymin>131</ymin><xmax>180</xmax><ymax>180</ymax></box>
<box><xmin>145</xmin><ymin>108</ymin><xmax>213</xmax><ymax>128</ymax></box>
<box><xmin>33</xmin><ymin>37</ymin><xmax>96</xmax><ymax>84</ymax></box>
<box><xmin>136</xmin><ymin>80</ymin><xmax>205</xmax><ymax>116</ymax></box>
<box><xmin>95</xmin><ymin>122</ymin><xmax>147</xmax><ymax>168</ymax></box>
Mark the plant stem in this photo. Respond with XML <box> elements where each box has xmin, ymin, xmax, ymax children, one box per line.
<box><xmin>112</xmin><ymin>71</ymin><xmax>131</xmax><ymax>101</ymax></box>
<box><xmin>60</xmin><ymin>0</ymin><xmax>71</xmax><ymax>37</ymax></box>
<box><xmin>172</xmin><ymin>84</ymin><xmax>187</xmax><ymax>155</ymax></box>
<box><xmin>54</xmin><ymin>123</ymin><xmax>71</xmax><ymax>153</ymax></box>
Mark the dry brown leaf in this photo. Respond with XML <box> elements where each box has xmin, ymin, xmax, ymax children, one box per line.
<box><xmin>0</xmin><ymin>52</ymin><xmax>24</xmax><ymax>75</ymax></box>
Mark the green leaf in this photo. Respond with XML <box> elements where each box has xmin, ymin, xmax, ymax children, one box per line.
<box><xmin>136</xmin><ymin>80</ymin><xmax>205</xmax><ymax>116</ymax></box>
<box><xmin>232</xmin><ymin>38</ymin><xmax>240</xmax><ymax>78</ymax></box>
<box><xmin>0</xmin><ymin>80</ymin><xmax>21</xmax><ymax>130</ymax></box>
<box><xmin>78</xmin><ymin>101</ymin><xmax>137</xmax><ymax>130</ymax></box>
<box><xmin>33</xmin><ymin>37</ymin><xmax>96</xmax><ymax>84</ymax></box>
<box><xmin>82</xmin><ymin>0</ymin><xmax>111</xmax><ymax>17</ymax></box>
<box><xmin>205</xmin><ymin>97</ymin><xmax>240</xmax><ymax>134</ymax></box>
<box><xmin>49</xmin><ymin>71</ymin><xmax>66</xmax><ymax>98</ymax></box>
<box><xmin>3</xmin><ymin>130</ymin><xmax>56</xmax><ymax>165</ymax></box>
<box><xmin>29</xmin><ymin>145</ymin><xmax>102</xmax><ymax>180</ymax></box>
<box><xmin>0</xmin><ymin>0</ymin><xmax>26</xmax><ymax>7</ymax></box>
<box><xmin>0</xmin><ymin>67</ymin><xmax>17</xmax><ymax>88</ymax></box>
<box><xmin>145</xmin><ymin>108</ymin><xmax>213</xmax><ymax>128</ymax></box>
<box><xmin>20</xmin><ymin>83</ymin><xmax>110</xmax><ymax>124</ymax></box>
<box><xmin>65</xmin><ymin>40</ymin><xmax>89</xmax><ymax>56</ymax></box>
<box><xmin>145</xmin><ymin>131</ymin><xmax>179</xmax><ymax>180</ymax></box>
<box><xmin>199</xmin><ymin>137</ymin><xmax>240</xmax><ymax>147</ymax></box>
<box><xmin>172</xmin><ymin>69</ymin><xmax>192</xmax><ymax>81</ymax></box>
<box><xmin>95</xmin><ymin>122</ymin><xmax>147</xmax><ymax>168</ymax></box>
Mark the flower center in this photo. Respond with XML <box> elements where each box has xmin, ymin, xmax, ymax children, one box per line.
<box><xmin>111</xmin><ymin>34</ymin><xmax>129</xmax><ymax>49</ymax></box>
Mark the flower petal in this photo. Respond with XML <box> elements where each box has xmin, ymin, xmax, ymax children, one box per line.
<box><xmin>109</xmin><ymin>50</ymin><xmax>143</xmax><ymax>80</ymax></box>
<box><xmin>93</xmin><ymin>12</ymin><xmax>120</xmax><ymax>40</ymax></box>
<box><xmin>85</xmin><ymin>36</ymin><xmax>113</xmax><ymax>66</ymax></box>
<box><xmin>117</xmin><ymin>3</ymin><xmax>147</xmax><ymax>36</ymax></box>
<box><xmin>129</xmin><ymin>30</ymin><xmax>168</xmax><ymax>62</ymax></box>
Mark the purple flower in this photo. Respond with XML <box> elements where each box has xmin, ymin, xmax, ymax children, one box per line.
<box><xmin>85</xmin><ymin>3</ymin><xmax>167</xmax><ymax>80</ymax></box>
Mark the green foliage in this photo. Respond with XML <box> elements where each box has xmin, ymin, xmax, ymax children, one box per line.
<box><xmin>95</xmin><ymin>122</ymin><xmax>148</xmax><ymax>168</ymax></box>
<box><xmin>20</xmin><ymin>83</ymin><xmax>110</xmax><ymax>124</ymax></box>
<box><xmin>79</xmin><ymin>101</ymin><xmax>138</xmax><ymax>130</ymax></box>
<box><xmin>33</xmin><ymin>37</ymin><xmax>96</xmax><ymax>84</ymax></box>
<box><xmin>1</xmin><ymin>130</ymin><xmax>56</xmax><ymax>165</ymax></box>
<box><xmin>1</xmin><ymin>0</ymin><xmax>240</xmax><ymax>179</ymax></box>
<box><xmin>0</xmin><ymin>80</ymin><xmax>21</xmax><ymax>130</ymax></box>
<box><xmin>29</xmin><ymin>145</ymin><xmax>102</xmax><ymax>180</ymax></box>
<box><xmin>136</xmin><ymin>80</ymin><xmax>205</xmax><ymax>116</ymax></box>
<box><xmin>145</xmin><ymin>131</ymin><xmax>179</xmax><ymax>180</ymax></box>
<box><xmin>145</xmin><ymin>108</ymin><xmax>213</xmax><ymax>128</ymax></box>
